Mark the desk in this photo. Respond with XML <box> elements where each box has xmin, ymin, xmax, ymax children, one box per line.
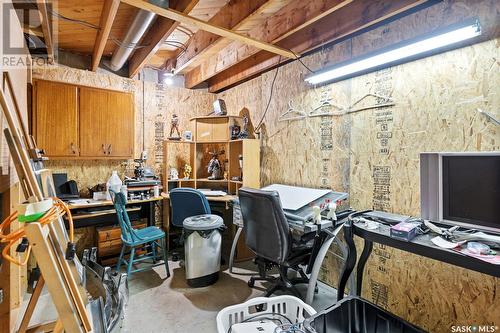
<box><xmin>337</xmin><ymin>211</ymin><xmax>500</xmax><ymax>302</ymax></box>
<box><xmin>66</xmin><ymin>197</ymin><xmax>164</xmax><ymax>228</ymax></box>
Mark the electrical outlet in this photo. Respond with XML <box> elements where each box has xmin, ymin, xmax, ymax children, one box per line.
<box><xmin>0</xmin><ymin>288</ymin><xmax>4</xmax><ymax>304</ymax></box>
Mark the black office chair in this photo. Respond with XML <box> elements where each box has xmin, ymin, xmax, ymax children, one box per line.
<box><xmin>238</xmin><ymin>187</ymin><xmax>312</xmax><ymax>298</ymax></box>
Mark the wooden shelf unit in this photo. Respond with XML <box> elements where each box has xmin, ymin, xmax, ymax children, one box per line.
<box><xmin>164</xmin><ymin>116</ymin><xmax>260</xmax><ymax>194</ymax></box>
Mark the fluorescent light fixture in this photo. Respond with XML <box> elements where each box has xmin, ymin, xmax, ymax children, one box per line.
<box><xmin>305</xmin><ymin>19</ymin><xmax>482</xmax><ymax>85</ymax></box>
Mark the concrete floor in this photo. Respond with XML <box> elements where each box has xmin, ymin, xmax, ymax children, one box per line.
<box><xmin>17</xmin><ymin>260</ymin><xmax>338</xmax><ymax>333</ymax></box>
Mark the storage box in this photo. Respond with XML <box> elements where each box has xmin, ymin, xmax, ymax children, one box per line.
<box><xmin>390</xmin><ymin>221</ymin><xmax>419</xmax><ymax>241</ymax></box>
<box><xmin>96</xmin><ymin>222</ymin><xmax>146</xmax><ymax>264</ymax></box>
<box><xmin>303</xmin><ymin>296</ymin><xmax>425</xmax><ymax>333</ymax></box>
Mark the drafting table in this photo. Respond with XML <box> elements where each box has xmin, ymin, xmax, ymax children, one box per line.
<box><xmin>230</xmin><ymin>184</ymin><xmax>351</xmax><ymax>304</ymax></box>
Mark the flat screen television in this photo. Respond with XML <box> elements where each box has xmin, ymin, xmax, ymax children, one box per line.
<box><xmin>420</xmin><ymin>152</ymin><xmax>500</xmax><ymax>232</ymax></box>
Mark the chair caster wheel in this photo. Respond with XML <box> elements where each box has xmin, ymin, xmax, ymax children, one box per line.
<box><xmin>248</xmin><ymin>279</ymin><xmax>255</xmax><ymax>288</ymax></box>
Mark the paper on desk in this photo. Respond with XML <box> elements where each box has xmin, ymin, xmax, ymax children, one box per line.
<box><xmin>199</xmin><ymin>190</ymin><xmax>227</xmax><ymax>196</ymax></box>
<box><xmin>261</xmin><ymin>184</ymin><xmax>331</xmax><ymax>211</ymax></box>
<box><xmin>456</xmin><ymin>248</ymin><xmax>500</xmax><ymax>265</ymax></box>
<box><xmin>431</xmin><ymin>236</ymin><xmax>463</xmax><ymax>249</ymax></box>
<box><xmin>68</xmin><ymin>199</ymin><xmax>93</xmax><ymax>205</ymax></box>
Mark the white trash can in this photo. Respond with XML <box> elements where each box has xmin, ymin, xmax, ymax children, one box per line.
<box><xmin>183</xmin><ymin>214</ymin><xmax>224</xmax><ymax>287</ymax></box>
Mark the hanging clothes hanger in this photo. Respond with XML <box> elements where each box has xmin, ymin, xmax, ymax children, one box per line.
<box><xmin>349</xmin><ymin>92</ymin><xmax>395</xmax><ymax>113</ymax></box>
<box><xmin>278</xmin><ymin>100</ymin><xmax>307</xmax><ymax>122</ymax></box>
<box><xmin>309</xmin><ymin>90</ymin><xmax>346</xmax><ymax>117</ymax></box>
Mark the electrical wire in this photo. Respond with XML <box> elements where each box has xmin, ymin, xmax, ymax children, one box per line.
<box><xmin>36</xmin><ymin>2</ymin><xmax>189</xmax><ymax>53</ymax></box>
<box><xmin>287</xmin><ymin>48</ymin><xmax>315</xmax><ymax>74</ymax></box>
<box><xmin>0</xmin><ymin>198</ymin><xmax>75</xmax><ymax>266</ymax></box>
<box><xmin>254</xmin><ymin>56</ymin><xmax>282</xmax><ymax>135</ymax></box>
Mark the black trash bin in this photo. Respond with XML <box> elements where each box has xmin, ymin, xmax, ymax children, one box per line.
<box><xmin>303</xmin><ymin>296</ymin><xmax>426</xmax><ymax>333</ymax></box>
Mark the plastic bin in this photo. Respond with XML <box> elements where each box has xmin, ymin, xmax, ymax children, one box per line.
<box><xmin>216</xmin><ymin>296</ymin><xmax>316</xmax><ymax>333</ymax></box>
<box><xmin>303</xmin><ymin>296</ymin><xmax>426</xmax><ymax>333</ymax></box>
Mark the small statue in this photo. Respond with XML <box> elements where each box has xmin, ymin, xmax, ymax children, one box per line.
<box><xmin>169</xmin><ymin>114</ymin><xmax>181</xmax><ymax>140</ymax></box>
<box><xmin>183</xmin><ymin>164</ymin><xmax>192</xmax><ymax>179</ymax></box>
<box><xmin>230</xmin><ymin>123</ymin><xmax>241</xmax><ymax>140</ymax></box>
<box><xmin>169</xmin><ymin>167</ymin><xmax>179</xmax><ymax>180</ymax></box>
<box><xmin>238</xmin><ymin>115</ymin><xmax>249</xmax><ymax>139</ymax></box>
<box><xmin>207</xmin><ymin>150</ymin><xmax>225</xmax><ymax>180</ymax></box>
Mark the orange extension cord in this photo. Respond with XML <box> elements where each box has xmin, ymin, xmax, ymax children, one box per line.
<box><xmin>0</xmin><ymin>198</ymin><xmax>74</xmax><ymax>266</ymax></box>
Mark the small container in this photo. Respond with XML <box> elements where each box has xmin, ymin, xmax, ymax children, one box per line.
<box><xmin>153</xmin><ymin>185</ymin><xmax>160</xmax><ymax>197</ymax></box>
<box><xmin>106</xmin><ymin>170</ymin><xmax>123</xmax><ymax>199</ymax></box>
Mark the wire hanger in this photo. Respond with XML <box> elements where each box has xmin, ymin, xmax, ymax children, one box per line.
<box><xmin>278</xmin><ymin>100</ymin><xmax>307</xmax><ymax>122</ymax></box>
<box><xmin>309</xmin><ymin>90</ymin><xmax>346</xmax><ymax>117</ymax></box>
<box><xmin>349</xmin><ymin>92</ymin><xmax>395</xmax><ymax>113</ymax></box>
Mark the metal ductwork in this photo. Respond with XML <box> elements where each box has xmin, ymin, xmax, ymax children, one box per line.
<box><xmin>109</xmin><ymin>0</ymin><xmax>169</xmax><ymax>72</ymax></box>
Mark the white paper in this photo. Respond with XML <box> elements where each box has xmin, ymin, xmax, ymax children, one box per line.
<box><xmin>431</xmin><ymin>236</ymin><xmax>462</xmax><ymax>249</ymax></box>
<box><xmin>261</xmin><ymin>184</ymin><xmax>331</xmax><ymax>211</ymax></box>
<box><xmin>200</xmin><ymin>190</ymin><xmax>227</xmax><ymax>196</ymax></box>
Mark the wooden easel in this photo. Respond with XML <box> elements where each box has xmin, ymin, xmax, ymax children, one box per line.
<box><xmin>1</xmin><ymin>72</ymin><xmax>93</xmax><ymax>333</ymax></box>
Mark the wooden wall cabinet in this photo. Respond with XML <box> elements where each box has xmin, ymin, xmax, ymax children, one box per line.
<box><xmin>33</xmin><ymin>80</ymin><xmax>134</xmax><ymax>159</ymax></box>
<box><xmin>79</xmin><ymin>87</ymin><xmax>134</xmax><ymax>158</ymax></box>
<box><xmin>33</xmin><ymin>80</ymin><xmax>79</xmax><ymax>157</ymax></box>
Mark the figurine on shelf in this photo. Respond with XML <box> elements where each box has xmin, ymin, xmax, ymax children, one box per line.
<box><xmin>238</xmin><ymin>115</ymin><xmax>249</xmax><ymax>139</ymax></box>
<box><xmin>207</xmin><ymin>150</ymin><xmax>225</xmax><ymax>180</ymax></box>
<box><xmin>183</xmin><ymin>164</ymin><xmax>192</xmax><ymax>180</ymax></box>
<box><xmin>230</xmin><ymin>122</ymin><xmax>241</xmax><ymax>140</ymax></box>
<box><xmin>169</xmin><ymin>114</ymin><xmax>181</xmax><ymax>140</ymax></box>
<box><xmin>169</xmin><ymin>167</ymin><xmax>179</xmax><ymax>180</ymax></box>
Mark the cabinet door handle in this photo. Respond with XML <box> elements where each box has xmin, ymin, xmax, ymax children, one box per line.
<box><xmin>108</xmin><ymin>144</ymin><xmax>112</xmax><ymax>155</ymax></box>
<box><xmin>70</xmin><ymin>142</ymin><xmax>78</xmax><ymax>155</ymax></box>
<box><xmin>102</xmin><ymin>144</ymin><xmax>107</xmax><ymax>154</ymax></box>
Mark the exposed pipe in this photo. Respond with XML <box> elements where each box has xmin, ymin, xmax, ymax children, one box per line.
<box><xmin>108</xmin><ymin>0</ymin><xmax>169</xmax><ymax>72</ymax></box>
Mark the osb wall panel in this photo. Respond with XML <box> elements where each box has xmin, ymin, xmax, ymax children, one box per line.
<box><xmin>219</xmin><ymin>1</ymin><xmax>499</xmax><ymax>331</ymax></box>
<box><xmin>32</xmin><ymin>65</ymin><xmax>214</xmax><ymax>194</ymax></box>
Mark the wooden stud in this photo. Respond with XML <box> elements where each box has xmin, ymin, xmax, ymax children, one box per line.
<box><xmin>91</xmin><ymin>0</ymin><xmax>120</xmax><ymax>71</ymax></box>
<box><xmin>120</xmin><ymin>0</ymin><xmax>296</xmax><ymax>60</ymax></box>
<box><xmin>35</xmin><ymin>0</ymin><xmax>54</xmax><ymax>63</ymax></box>
<box><xmin>183</xmin><ymin>0</ymin><xmax>353</xmax><ymax>88</ymax></box>
<box><xmin>169</xmin><ymin>0</ymin><xmax>271</xmax><ymax>74</ymax></box>
<box><xmin>206</xmin><ymin>0</ymin><xmax>433</xmax><ymax>92</ymax></box>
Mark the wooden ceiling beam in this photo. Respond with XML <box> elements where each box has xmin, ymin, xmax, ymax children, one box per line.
<box><xmin>183</xmin><ymin>0</ymin><xmax>353</xmax><ymax>89</ymax></box>
<box><xmin>167</xmin><ymin>0</ymin><xmax>272</xmax><ymax>75</ymax></box>
<box><xmin>121</xmin><ymin>0</ymin><xmax>296</xmax><ymax>60</ymax></box>
<box><xmin>203</xmin><ymin>0</ymin><xmax>435</xmax><ymax>92</ymax></box>
<box><xmin>91</xmin><ymin>0</ymin><xmax>120</xmax><ymax>71</ymax></box>
<box><xmin>35</xmin><ymin>0</ymin><xmax>54</xmax><ymax>63</ymax></box>
<box><xmin>128</xmin><ymin>0</ymin><xmax>199</xmax><ymax>77</ymax></box>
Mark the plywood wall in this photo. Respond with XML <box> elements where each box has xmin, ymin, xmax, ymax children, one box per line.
<box><xmin>32</xmin><ymin>65</ymin><xmax>215</xmax><ymax>194</ymax></box>
<box><xmin>218</xmin><ymin>0</ymin><xmax>500</xmax><ymax>331</ymax></box>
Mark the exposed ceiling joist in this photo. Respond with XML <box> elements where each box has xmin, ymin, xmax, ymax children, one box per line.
<box><xmin>206</xmin><ymin>0</ymin><xmax>435</xmax><ymax>92</ymax></box>
<box><xmin>35</xmin><ymin>0</ymin><xmax>54</xmax><ymax>62</ymax></box>
<box><xmin>128</xmin><ymin>0</ymin><xmax>199</xmax><ymax>78</ymax></box>
<box><xmin>91</xmin><ymin>0</ymin><xmax>120</xmax><ymax>71</ymax></box>
<box><xmin>183</xmin><ymin>0</ymin><xmax>353</xmax><ymax>89</ymax></box>
<box><xmin>167</xmin><ymin>0</ymin><xmax>271</xmax><ymax>75</ymax></box>
<box><xmin>120</xmin><ymin>0</ymin><xmax>296</xmax><ymax>60</ymax></box>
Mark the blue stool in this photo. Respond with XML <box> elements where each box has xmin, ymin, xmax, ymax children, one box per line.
<box><xmin>111</xmin><ymin>190</ymin><xmax>170</xmax><ymax>277</ymax></box>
